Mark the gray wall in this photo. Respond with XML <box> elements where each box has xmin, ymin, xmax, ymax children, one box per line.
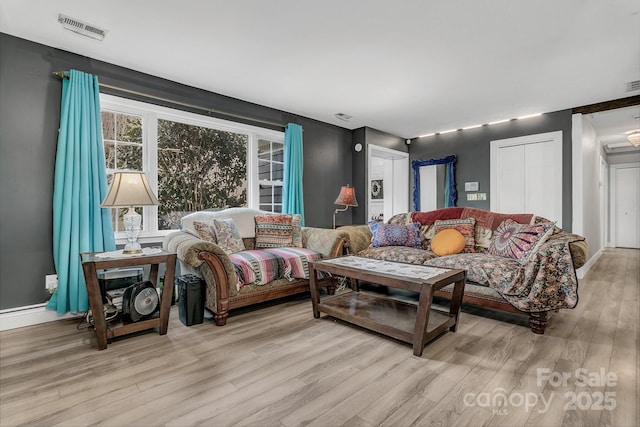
<box><xmin>408</xmin><ymin>110</ymin><xmax>574</xmax><ymax>230</ymax></box>
<box><xmin>0</xmin><ymin>33</ymin><xmax>353</xmax><ymax>310</ymax></box>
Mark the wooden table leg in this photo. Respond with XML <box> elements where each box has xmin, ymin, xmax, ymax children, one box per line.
<box><xmin>448</xmin><ymin>277</ymin><xmax>466</xmax><ymax>332</ymax></box>
<box><xmin>309</xmin><ymin>265</ymin><xmax>320</xmax><ymax>318</ymax></box>
<box><xmin>82</xmin><ymin>261</ymin><xmax>108</xmax><ymax>350</ymax></box>
<box><xmin>350</xmin><ymin>277</ymin><xmax>360</xmax><ymax>292</ymax></box>
<box><xmin>413</xmin><ymin>284</ymin><xmax>434</xmax><ymax>357</ymax></box>
<box><xmin>159</xmin><ymin>255</ymin><xmax>176</xmax><ymax>335</ymax></box>
<box><xmin>149</xmin><ymin>263</ymin><xmax>159</xmax><ymax>286</ymax></box>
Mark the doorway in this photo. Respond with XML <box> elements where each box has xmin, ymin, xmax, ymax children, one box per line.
<box><xmin>367</xmin><ymin>145</ymin><xmax>409</xmax><ymax>223</ymax></box>
<box><xmin>610</xmin><ymin>163</ymin><xmax>640</xmax><ymax>248</ymax></box>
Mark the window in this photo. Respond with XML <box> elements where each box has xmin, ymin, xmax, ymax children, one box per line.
<box><xmin>100</xmin><ymin>94</ymin><xmax>284</xmax><ymax>242</ymax></box>
<box><xmin>101</xmin><ymin>110</ymin><xmax>143</xmax><ymax>233</ymax></box>
<box><xmin>156</xmin><ymin>119</ymin><xmax>248</xmax><ymax>229</ymax></box>
<box><xmin>258</xmin><ymin>138</ymin><xmax>284</xmax><ymax>213</ymax></box>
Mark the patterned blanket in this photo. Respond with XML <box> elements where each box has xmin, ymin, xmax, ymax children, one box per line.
<box><xmin>359</xmin><ymin>235</ymin><xmax>581</xmax><ymax>312</ymax></box>
<box><xmin>228</xmin><ymin>248</ymin><xmax>322</xmax><ymax>291</ymax></box>
<box><xmin>411</xmin><ymin>207</ymin><xmax>534</xmax><ymax>230</ymax></box>
<box><xmin>262</xmin><ymin>247</ymin><xmax>322</xmax><ymax>281</ymax></box>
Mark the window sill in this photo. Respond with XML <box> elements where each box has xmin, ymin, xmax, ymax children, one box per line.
<box><xmin>114</xmin><ymin>232</ymin><xmax>172</xmax><ymax>247</ymax></box>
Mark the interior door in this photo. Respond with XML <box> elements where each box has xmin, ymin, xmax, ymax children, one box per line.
<box><xmin>614</xmin><ymin>166</ymin><xmax>640</xmax><ymax>248</ymax></box>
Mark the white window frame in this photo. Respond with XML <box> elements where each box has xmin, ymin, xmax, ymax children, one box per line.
<box><xmin>100</xmin><ymin>94</ymin><xmax>284</xmax><ymax>244</ymax></box>
<box><xmin>257</xmin><ymin>138</ymin><xmax>285</xmax><ymax>212</ymax></box>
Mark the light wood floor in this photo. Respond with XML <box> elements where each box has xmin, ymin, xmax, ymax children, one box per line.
<box><xmin>1</xmin><ymin>248</ymin><xmax>638</xmax><ymax>427</ymax></box>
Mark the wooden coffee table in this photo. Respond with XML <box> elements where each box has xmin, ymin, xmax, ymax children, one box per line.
<box><xmin>309</xmin><ymin>256</ymin><xmax>466</xmax><ymax>356</ymax></box>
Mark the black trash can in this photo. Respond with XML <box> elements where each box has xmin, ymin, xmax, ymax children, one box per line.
<box><xmin>176</xmin><ymin>274</ymin><xmax>205</xmax><ymax>326</ymax></box>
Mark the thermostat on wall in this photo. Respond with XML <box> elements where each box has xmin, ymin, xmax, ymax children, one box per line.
<box><xmin>465</xmin><ymin>182</ymin><xmax>479</xmax><ymax>192</ymax></box>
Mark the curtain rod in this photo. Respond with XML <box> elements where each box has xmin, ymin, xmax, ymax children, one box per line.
<box><xmin>53</xmin><ymin>71</ymin><xmax>286</xmax><ymax>129</ymax></box>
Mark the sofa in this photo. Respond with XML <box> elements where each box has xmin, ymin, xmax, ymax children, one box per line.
<box><xmin>337</xmin><ymin>207</ymin><xmax>588</xmax><ymax>334</ymax></box>
<box><xmin>163</xmin><ymin>208</ymin><xmax>346</xmax><ymax>326</ymax></box>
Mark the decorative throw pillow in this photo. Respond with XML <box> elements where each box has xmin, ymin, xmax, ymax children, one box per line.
<box><xmin>192</xmin><ymin>220</ymin><xmax>217</xmax><ymax>243</ymax></box>
<box><xmin>368</xmin><ymin>222</ymin><xmax>422</xmax><ymax>248</ymax></box>
<box><xmin>212</xmin><ymin>218</ymin><xmax>245</xmax><ymax>254</ymax></box>
<box><xmin>418</xmin><ymin>224</ymin><xmax>436</xmax><ymax>250</ymax></box>
<box><xmin>434</xmin><ymin>218</ymin><xmax>476</xmax><ymax>253</ymax></box>
<box><xmin>291</xmin><ymin>214</ymin><xmax>303</xmax><ymax>248</ymax></box>
<box><xmin>255</xmin><ymin>214</ymin><xmax>294</xmax><ymax>248</ymax></box>
<box><xmin>488</xmin><ymin>219</ymin><xmax>555</xmax><ymax>263</ymax></box>
<box><xmin>430</xmin><ymin>229</ymin><xmax>466</xmax><ymax>256</ymax></box>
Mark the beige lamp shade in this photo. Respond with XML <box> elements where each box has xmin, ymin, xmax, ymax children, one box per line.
<box><xmin>628</xmin><ymin>131</ymin><xmax>640</xmax><ymax>147</ymax></box>
<box><xmin>101</xmin><ymin>171</ymin><xmax>159</xmax><ymax>208</ymax></box>
<box><xmin>334</xmin><ymin>185</ymin><xmax>358</xmax><ymax>207</ymax></box>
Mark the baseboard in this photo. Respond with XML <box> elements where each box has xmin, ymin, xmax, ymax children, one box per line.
<box><xmin>576</xmin><ymin>248</ymin><xmax>603</xmax><ymax>280</ymax></box>
<box><xmin>0</xmin><ymin>304</ymin><xmax>82</xmax><ymax>331</ymax></box>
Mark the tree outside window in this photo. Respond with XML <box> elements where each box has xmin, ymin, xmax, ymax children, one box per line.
<box><xmin>157</xmin><ymin>120</ymin><xmax>248</xmax><ymax>229</ymax></box>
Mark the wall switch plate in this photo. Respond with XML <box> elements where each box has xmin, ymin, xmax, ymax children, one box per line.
<box><xmin>45</xmin><ymin>274</ymin><xmax>58</xmax><ymax>290</ymax></box>
<box><xmin>467</xmin><ymin>193</ymin><xmax>478</xmax><ymax>201</ymax></box>
<box><xmin>465</xmin><ymin>182</ymin><xmax>479</xmax><ymax>192</ymax></box>
<box><xmin>477</xmin><ymin>193</ymin><xmax>487</xmax><ymax>200</ymax></box>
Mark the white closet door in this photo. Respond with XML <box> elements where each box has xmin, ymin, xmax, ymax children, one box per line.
<box><xmin>524</xmin><ymin>140</ymin><xmax>562</xmax><ymax>224</ymax></box>
<box><xmin>495</xmin><ymin>144</ymin><xmax>525</xmax><ymax>213</ymax></box>
<box><xmin>614</xmin><ymin>167</ymin><xmax>640</xmax><ymax>248</ymax></box>
<box><xmin>491</xmin><ymin>131</ymin><xmax>563</xmax><ymax>227</ymax></box>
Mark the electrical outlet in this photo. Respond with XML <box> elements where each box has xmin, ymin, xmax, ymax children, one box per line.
<box><xmin>45</xmin><ymin>274</ymin><xmax>58</xmax><ymax>291</ymax></box>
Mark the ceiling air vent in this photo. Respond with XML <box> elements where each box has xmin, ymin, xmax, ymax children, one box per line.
<box><xmin>626</xmin><ymin>80</ymin><xmax>640</xmax><ymax>92</ymax></box>
<box><xmin>58</xmin><ymin>14</ymin><xmax>106</xmax><ymax>41</ymax></box>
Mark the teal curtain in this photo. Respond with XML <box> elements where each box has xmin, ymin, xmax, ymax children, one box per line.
<box><xmin>47</xmin><ymin>70</ymin><xmax>116</xmax><ymax>315</ymax></box>
<box><xmin>282</xmin><ymin>123</ymin><xmax>305</xmax><ymax>226</ymax></box>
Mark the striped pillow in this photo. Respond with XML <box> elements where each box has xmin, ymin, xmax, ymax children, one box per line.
<box><xmin>434</xmin><ymin>217</ymin><xmax>476</xmax><ymax>253</ymax></box>
<box><xmin>255</xmin><ymin>214</ymin><xmax>294</xmax><ymax>248</ymax></box>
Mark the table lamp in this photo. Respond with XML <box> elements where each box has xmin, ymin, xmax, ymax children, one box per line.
<box><xmin>333</xmin><ymin>184</ymin><xmax>358</xmax><ymax>229</ymax></box>
<box><xmin>101</xmin><ymin>171</ymin><xmax>159</xmax><ymax>254</ymax></box>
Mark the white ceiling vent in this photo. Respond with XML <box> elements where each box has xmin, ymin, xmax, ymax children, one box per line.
<box><xmin>626</xmin><ymin>80</ymin><xmax>640</xmax><ymax>92</ymax></box>
<box><xmin>58</xmin><ymin>14</ymin><xmax>106</xmax><ymax>41</ymax></box>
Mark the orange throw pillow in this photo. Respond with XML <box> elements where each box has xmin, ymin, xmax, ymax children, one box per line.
<box><xmin>431</xmin><ymin>228</ymin><xmax>466</xmax><ymax>256</ymax></box>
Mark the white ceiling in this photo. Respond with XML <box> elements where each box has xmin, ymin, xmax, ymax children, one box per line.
<box><xmin>585</xmin><ymin>104</ymin><xmax>640</xmax><ymax>150</ymax></box>
<box><xmin>1</xmin><ymin>0</ymin><xmax>639</xmax><ymax>142</ymax></box>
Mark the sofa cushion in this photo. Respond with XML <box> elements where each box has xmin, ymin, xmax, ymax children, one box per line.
<box><xmin>434</xmin><ymin>217</ymin><xmax>476</xmax><ymax>253</ymax></box>
<box><xmin>489</xmin><ymin>219</ymin><xmax>555</xmax><ymax>263</ymax></box>
<box><xmin>358</xmin><ymin>246</ymin><xmax>436</xmax><ymax>265</ymax></box>
<box><xmin>369</xmin><ymin>222</ymin><xmax>422</xmax><ymax>248</ymax></box>
<box><xmin>192</xmin><ymin>220</ymin><xmax>217</xmax><ymax>243</ymax></box>
<box><xmin>213</xmin><ymin>218</ymin><xmax>245</xmax><ymax>254</ymax></box>
<box><xmin>431</xmin><ymin>228</ymin><xmax>466</xmax><ymax>256</ymax></box>
<box><xmin>425</xmin><ymin>253</ymin><xmax>524</xmax><ymax>293</ymax></box>
<box><xmin>255</xmin><ymin>214</ymin><xmax>294</xmax><ymax>248</ymax></box>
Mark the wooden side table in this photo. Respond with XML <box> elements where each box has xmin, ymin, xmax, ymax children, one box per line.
<box><xmin>80</xmin><ymin>249</ymin><xmax>177</xmax><ymax>350</ymax></box>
